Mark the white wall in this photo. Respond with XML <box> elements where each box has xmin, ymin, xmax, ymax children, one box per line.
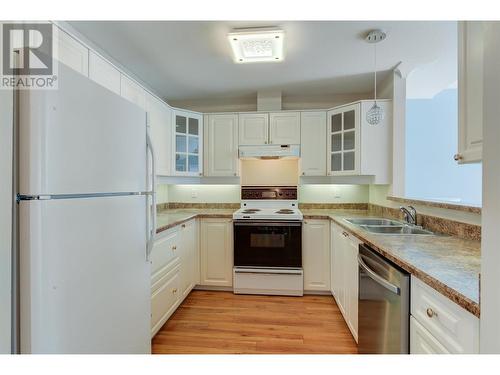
<box><xmin>480</xmin><ymin>21</ymin><xmax>500</xmax><ymax>354</ymax></box>
<box><xmin>0</xmin><ymin>23</ymin><xmax>13</xmax><ymax>352</ymax></box>
<box><xmin>167</xmin><ymin>185</ymin><xmax>241</xmax><ymax>203</ymax></box>
<box><xmin>240</xmin><ymin>159</ymin><xmax>299</xmax><ymax>187</ymax></box>
<box><xmin>299</xmin><ymin>185</ymin><xmax>369</xmax><ymax>203</ymax></box>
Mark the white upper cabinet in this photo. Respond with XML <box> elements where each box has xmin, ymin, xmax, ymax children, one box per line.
<box><xmin>238</xmin><ymin>113</ymin><xmax>269</xmax><ymax>145</ymax></box>
<box><xmin>205</xmin><ymin>114</ymin><xmax>239</xmax><ymax>177</ymax></box>
<box><xmin>327</xmin><ymin>103</ymin><xmax>361</xmax><ymax>175</ymax></box>
<box><xmin>173</xmin><ymin>110</ymin><xmax>203</xmax><ymax>176</ymax></box>
<box><xmin>327</xmin><ymin>100</ymin><xmax>392</xmax><ymax>183</ymax></box>
<box><xmin>53</xmin><ymin>27</ymin><xmax>89</xmax><ymax>76</ymax></box>
<box><xmin>300</xmin><ymin>111</ymin><xmax>327</xmax><ymax>176</ymax></box>
<box><xmin>146</xmin><ymin>93</ymin><xmax>172</xmax><ymax>176</ymax></box>
<box><xmin>457</xmin><ymin>21</ymin><xmax>484</xmax><ymax>164</ymax></box>
<box><xmin>269</xmin><ymin>112</ymin><xmax>300</xmax><ymax>144</ymax></box>
<box><xmin>303</xmin><ymin>220</ymin><xmax>330</xmax><ymax>291</ymax></box>
<box><xmin>120</xmin><ymin>75</ymin><xmax>146</xmax><ymax>110</ymax></box>
<box><xmin>88</xmin><ymin>50</ymin><xmax>121</xmax><ymax>95</ymax></box>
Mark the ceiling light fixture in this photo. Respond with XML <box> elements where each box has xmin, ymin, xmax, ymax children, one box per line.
<box><xmin>365</xmin><ymin>29</ymin><xmax>387</xmax><ymax>126</ymax></box>
<box><xmin>228</xmin><ymin>28</ymin><xmax>284</xmax><ymax>64</ymax></box>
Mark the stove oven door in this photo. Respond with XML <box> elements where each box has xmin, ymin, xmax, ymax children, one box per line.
<box><xmin>233</xmin><ymin>221</ymin><xmax>302</xmax><ymax>268</ymax></box>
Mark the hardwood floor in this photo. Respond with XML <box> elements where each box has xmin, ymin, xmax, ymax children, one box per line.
<box><xmin>152</xmin><ymin>290</ymin><xmax>358</xmax><ymax>354</ymax></box>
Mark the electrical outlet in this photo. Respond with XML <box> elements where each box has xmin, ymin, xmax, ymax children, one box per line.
<box><xmin>191</xmin><ymin>189</ymin><xmax>198</xmax><ymax>198</ymax></box>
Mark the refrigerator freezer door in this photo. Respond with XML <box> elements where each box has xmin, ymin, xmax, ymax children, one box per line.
<box><xmin>19</xmin><ymin>195</ymin><xmax>150</xmax><ymax>354</ymax></box>
<box><xmin>18</xmin><ymin>63</ymin><xmax>147</xmax><ymax>195</ymax></box>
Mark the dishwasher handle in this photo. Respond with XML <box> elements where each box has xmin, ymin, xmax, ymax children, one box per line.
<box><xmin>358</xmin><ymin>254</ymin><xmax>400</xmax><ymax>295</ymax></box>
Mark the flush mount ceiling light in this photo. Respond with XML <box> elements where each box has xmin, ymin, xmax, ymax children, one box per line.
<box><xmin>365</xmin><ymin>29</ymin><xmax>387</xmax><ymax>126</ymax></box>
<box><xmin>228</xmin><ymin>28</ymin><xmax>285</xmax><ymax>64</ymax></box>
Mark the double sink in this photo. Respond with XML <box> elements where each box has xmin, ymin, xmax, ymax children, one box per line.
<box><xmin>344</xmin><ymin>218</ymin><xmax>434</xmax><ymax>235</ymax></box>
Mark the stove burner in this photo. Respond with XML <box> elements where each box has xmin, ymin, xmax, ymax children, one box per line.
<box><xmin>242</xmin><ymin>209</ymin><xmax>261</xmax><ymax>214</ymax></box>
<box><xmin>276</xmin><ymin>209</ymin><xmax>295</xmax><ymax>214</ymax></box>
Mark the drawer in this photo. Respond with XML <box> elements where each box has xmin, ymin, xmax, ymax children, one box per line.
<box><xmin>151</xmin><ymin>226</ymin><xmax>180</xmax><ymax>285</ymax></box>
<box><xmin>411</xmin><ymin>276</ymin><xmax>479</xmax><ymax>353</ymax></box>
<box><xmin>151</xmin><ymin>265</ymin><xmax>180</xmax><ymax>336</ymax></box>
<box><xmin>410</xmin><ymin>316</ymin><xmax>449</xmax><ymax>354</ymax></box>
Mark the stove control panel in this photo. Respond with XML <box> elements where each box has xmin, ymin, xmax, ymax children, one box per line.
<box><xmin>241</xmin><ymin>186</ymin><xmax>298</xmax><ymax>200</ymax></box>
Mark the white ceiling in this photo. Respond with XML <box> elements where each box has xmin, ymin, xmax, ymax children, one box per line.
<box><xmin>69</xmin><ymin>21</ymin><xmax>457</xmax><ymax>101</ymax></box>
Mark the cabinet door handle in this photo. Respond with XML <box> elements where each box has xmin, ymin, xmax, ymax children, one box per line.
<box><xmin>426</xmin><ymin>308</ymin><xmax>437</xmax><ymax>318</ymax></box>
<box><xmin>172</xmin><ymin>288</ymin><xmax>178</xmax><ymax>294</ymax></box>
<box><xmin>454</xmin><ymin>153</ymin><xmax>463</xmax><ymax>161</ymax></box>
<box><xmin>342</xmin><ymin>231</ymin><xmax>349</xmax><ymax>238</ymax></box>
<box><xmin>172</xmin><ymin>245</ymin><xmax>177</xmax><ymax>251</ymax></box>
<box><xmin>181</xmin><ymin>224</ymin><xmax>186</xmax><ymax>228</ymax></box>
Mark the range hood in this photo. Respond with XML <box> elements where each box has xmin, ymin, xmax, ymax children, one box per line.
<box><xmin>239</xmin><ymin>144</ymin><xmax>300</xmax><ymax>159</ymax></box>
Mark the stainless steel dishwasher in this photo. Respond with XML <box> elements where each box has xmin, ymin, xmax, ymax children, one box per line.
<box><xmin>358</xmin><ymin>244</ymin><xmax>410</xmax><ymax>354</ymax></box>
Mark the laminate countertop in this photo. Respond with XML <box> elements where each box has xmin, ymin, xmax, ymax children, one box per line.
<box><xmin>302</xmin><ymin>209</ymin><xmax>481</xmax><ymax>317</ymax></box>
<box><xmin>156</xmin><ymin>208</ymin><xmax>235</xmax><ymax>234</ymax></box>
<box><xmin>156</xmin><ymin>208</ymin><xmax>481</xmax><ymax>317</ymax></box>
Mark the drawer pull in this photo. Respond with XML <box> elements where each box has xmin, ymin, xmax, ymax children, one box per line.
<box><xmin>172</xmin><ymin>245</ymin><xmax>177</xmax><ymax>251</ymax></box>
<box><xmin>426</xmin><ymin>307</ymin><xmax>437</xmax><ymax>318</ymax></box>
<box><xmin>172</xmin><ymin>288</ymin><xmax>178</xmax><ymax>294</ymax></box>
<box><xmin>342</xmin><ymin>231</ymin><xmax>349</xmax><ymax>238</ymax></box>
<box><xmin>181</xmin><ymin>224</ymin><xmax>186</xmax><ymax>228</ymax></box>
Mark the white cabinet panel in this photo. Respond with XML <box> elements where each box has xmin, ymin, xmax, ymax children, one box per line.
<box><xmin>173</xmin><ymin>110</ymin><xmax>203</xmax><ymax>176</ymax></box>
<box><xmin>200</xmin><ymin>218</ymin><xmax>233</xmax><ymax>286</ymax></box>
<box><xmin>327</xmin><ymin>103</ymin><xmax>361</xmax><ymax>176</ymax></box>
<box><xmin>205</xmin><ymin>114</ymin><xmax>239</xmax><ymax>176</ymax></box>
<box><xmin>303</xmin><ymin>220</ymin><xmax>330</xmax><ymax>291</ymax></box>
<box><xmin>53</xmin><ymin>27</ymin><xmax>88</xmax><ymax>76</ymax></box>
<box><xmin>457</xmin><ymin>21</ymin><xmax>484</xmax><ymax>163</ymax></box>
<box><xmin>146</xmin><ymin>94</ymin><xmax>172</xmax><ymax>176</ymax></box>
<box><xmin>179</xmin><ymin>219</ymin><xmax>198</xmax><ymax>299</ymax></box>
<box><xmin>151</xmin><ymin>265</ymin><xmax>180</xmax><ymax>336</ymax></box>
<box><xmin>150</xmin><ymin>227</ymin><xmax>180</xmax><ymax>287</ymax></box>
<box><xmin>238</xmin><ymin>113</ymin><xmax>269</xmax><ymax>145</ymax></box>
<box><xmin>269</xmin><ymin>112</ymin><xmax>300</xmax><ymax>144</ymax></box>
<box><xmin>330</xmin><ymin>222</ymin><xmax>359</xmax><ymax>342</ymax></box>
<box><xmin>300</xmin><ymin>111</ymin><xmax>327</xmax><ymax>176</ymax></box>
<box><xmin>411</xmin><ymin>276</ymin><xmax>479</xmax><ymax>353</ymax></box>
<box><xmin>121</xmin><ymin>75</ymin><xmax>146</xmax><ymax>110</ymax></box>
<box><xmin>410</xmin><ymin>316</ymin><xmax>450</xmax><ymax>354</ymax></box>
<box><xmin>88</xmin><ymin>50</ymin><xmax>120</xmax><ymax>95</ymax></box>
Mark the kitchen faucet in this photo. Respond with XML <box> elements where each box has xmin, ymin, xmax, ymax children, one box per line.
<box><xmin>400</xmin><ymin>206</ymin><xmax>417</xmax><ymax>225</ymax></box>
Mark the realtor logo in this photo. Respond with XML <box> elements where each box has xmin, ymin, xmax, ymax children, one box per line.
<box><xmin>1</xmin><ymin>22</ymin><xmax>58</xmax><ymax>89</ymax></box>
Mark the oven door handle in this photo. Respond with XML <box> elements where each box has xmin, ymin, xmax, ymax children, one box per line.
<box><xmin>233</xmin><ymin>221</ymin><xmax>302</xmax><ymax>227</ymax></box>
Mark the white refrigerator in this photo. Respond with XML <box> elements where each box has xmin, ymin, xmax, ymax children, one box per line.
<box><xmin>16</xmin><ymin>63</ymin><xmax>155</xmax><ymax>354</ymax></box>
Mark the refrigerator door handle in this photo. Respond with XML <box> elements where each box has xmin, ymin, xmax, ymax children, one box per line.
<box><xmin>146</xmin><ymin>128</ymin><xmax>157</xmax><ymax>261</ymax></box>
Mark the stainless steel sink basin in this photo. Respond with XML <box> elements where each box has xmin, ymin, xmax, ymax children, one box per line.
<box><xmin>344</xmin><ymin>218</ymin><xmax>403</xmax><ymax>226</ymax></box>
<box><xmin>359</xmin><ymin>225</ymin><xmax>434</xmax><ymax>235</ymax></box>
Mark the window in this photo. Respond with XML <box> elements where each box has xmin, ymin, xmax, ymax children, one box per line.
<box><xmin>404</xmin><ymin>31</ymin><xmax>482</xmax><ymax>206</ymax></box>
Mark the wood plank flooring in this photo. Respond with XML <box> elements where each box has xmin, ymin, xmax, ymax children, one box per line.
<box><xmin>152</xmin><ymin>290</ymin><xmax>358</xmax><ymax>354</ymax></box>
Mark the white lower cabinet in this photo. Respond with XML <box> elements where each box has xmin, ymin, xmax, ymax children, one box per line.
<box><xmin>410</xmin><ymin>316</ymin><xmax>450</xmax><ymax>354</ymax></box>
<box><xmin>410</xmin><ymin>276</ymin><xmax>479</xmax><ymax>354</ymax></box>
<box><xmin>200</xmin><ymin>218</ymin><xmax>233</xmax><ymax>287</ymax></box>
<box><xmin>330</xmin><ymin>222</ymin><xmax>360</xmax><ymax>342</ymax></box>
<box><xmin>151</xmin><ymin>265</ymin><xmax>180</xmax><ymax>336</ymax></box>
<box><xmin>150</xmin><ymin>219</ymin><xmax>199</xmax><ymax>337</ymax></box>
<box><xmin>303</xmin><ymin>220</ymin><xmax>330</xmax><ymax>291</ymax></box>
<box><xmin>179</xmin><ymin>219</ymin><xmax>198</xmax><ymax>298</ymax></box>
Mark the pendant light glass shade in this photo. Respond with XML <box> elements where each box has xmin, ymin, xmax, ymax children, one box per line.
<box><xmin>366</xmin><ymin>102</ymin><xmax>384</xmax><ymax>125</ymax></box>
<box><xmin>365</xmin><ymin>30</ymin><xmax>385</xmax><ymax>126</ymax></box>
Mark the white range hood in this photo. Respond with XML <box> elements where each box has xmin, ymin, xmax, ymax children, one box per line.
<box><xmin>238</xmin><ymin>144</ymin><xmax>300</xmax><ymax>159</ymax></box>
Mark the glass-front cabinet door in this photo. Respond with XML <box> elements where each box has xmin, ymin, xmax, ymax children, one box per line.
<box><xmin>327</xmin><ymin>103</ymin><xmax>360</xmax><ymax>175</ymax></box>
<box><xmin>173</xmin><ymin>110</ymin><xmax>203</xmax><ymax>176</ymax></box>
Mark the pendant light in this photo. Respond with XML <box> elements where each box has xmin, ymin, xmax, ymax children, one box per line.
<box><xmin>365</xmin><ymin>29</ymin><xmax>387</xmax><ymax>125</ymax></box>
